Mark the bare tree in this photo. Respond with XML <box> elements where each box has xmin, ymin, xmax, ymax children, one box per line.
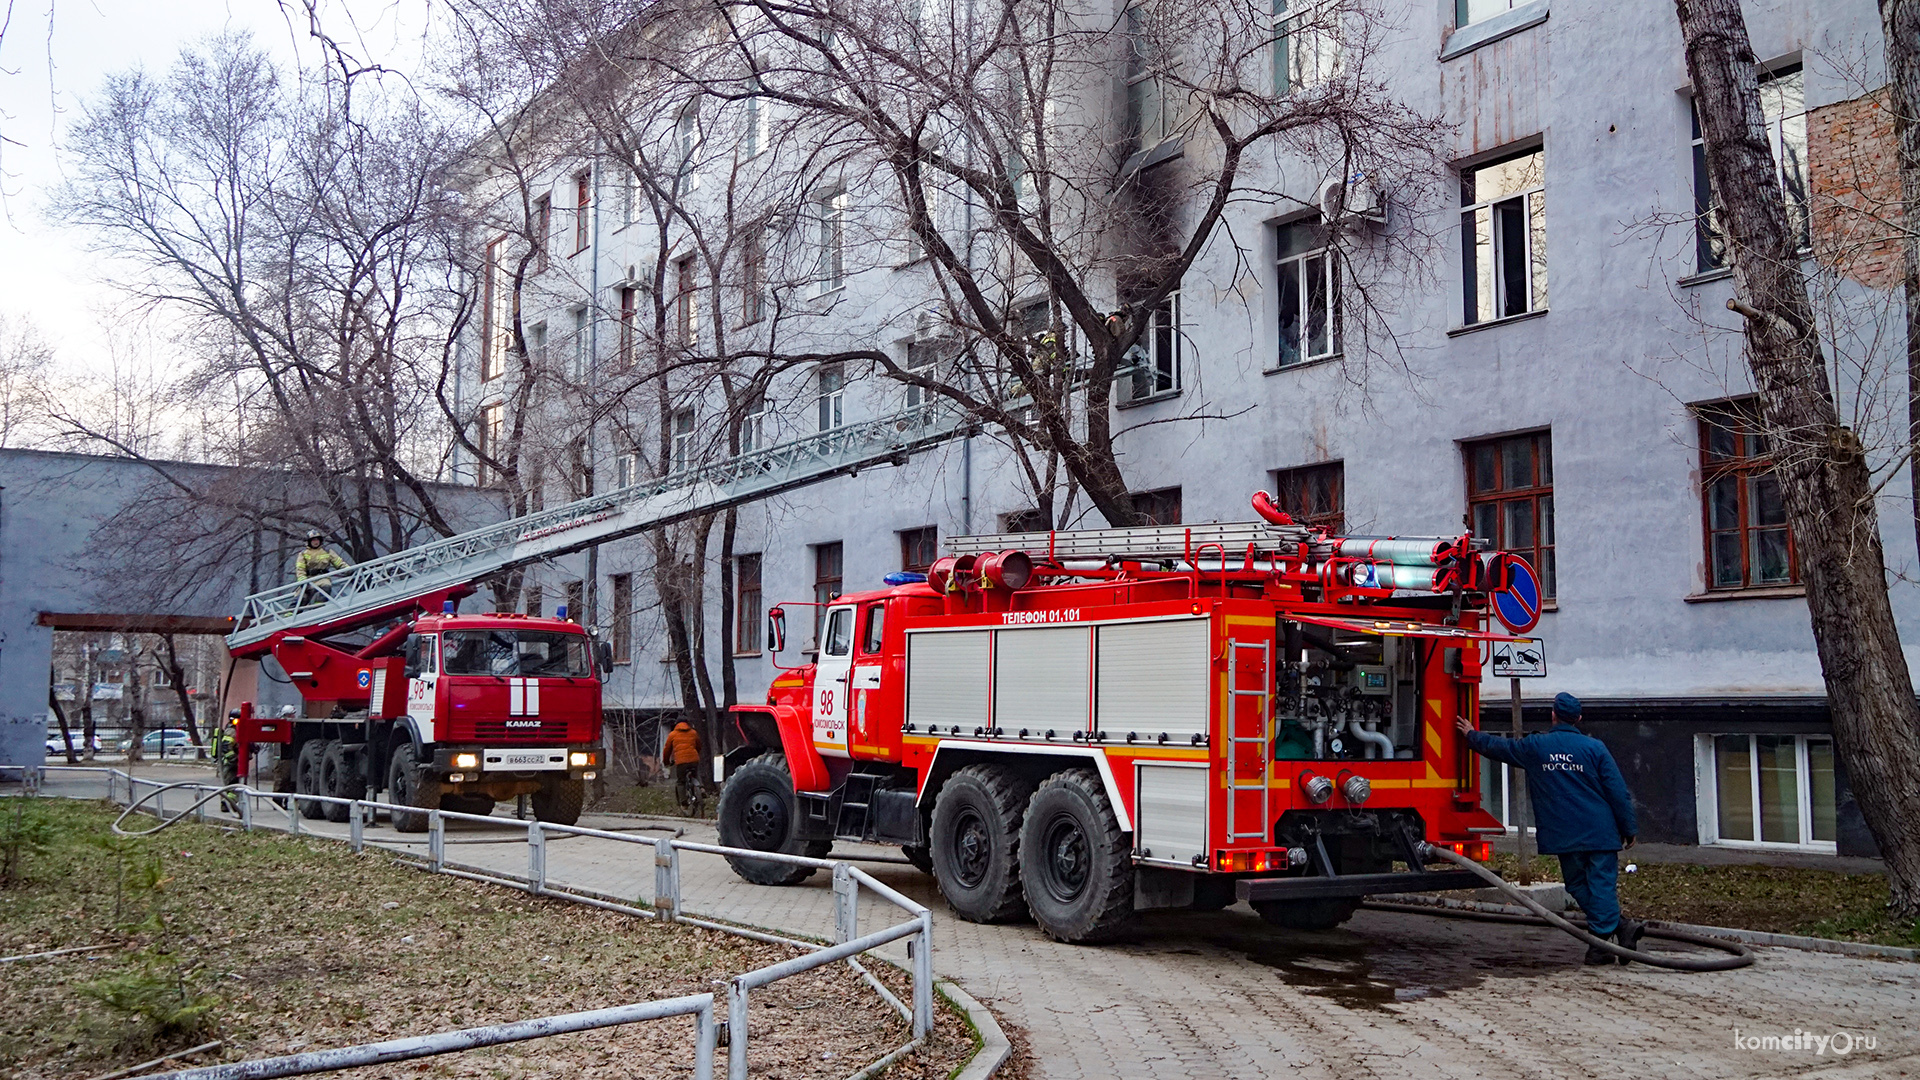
<box><xmin>452</xmin><ymin>0</ymin><xmax>1446</xmax><ymax>527</ymax></box>
<box><xmin>1681</xmin><ymin>0</ymin><xmax>1920</xmax><ymax>916</ymax></box>
<box><xmin>0</xmin><ymin>314</ymin><xmax>53</xmax><ymax>449</ymax></box>
<box><xmin>1877</xmin><ymin>1</ymin><xmax>1920</xmax><ymax>563</ymax></box>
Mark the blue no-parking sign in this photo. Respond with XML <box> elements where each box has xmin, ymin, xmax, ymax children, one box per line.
<box><xmin>1492</xmin><ymin>555</ymin><xmax>1542</xmax><ymax>634</ymax></box>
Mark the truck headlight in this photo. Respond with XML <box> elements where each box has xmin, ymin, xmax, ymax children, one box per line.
<box><xmin>569</xmin><ymin>751</ymin><xmax>594</xmax><ymax>767</ymax></box>
<box><xmin>453</xmin><ymin>752</ymin><xmax>480</xmax><ymax>770</ymax></box>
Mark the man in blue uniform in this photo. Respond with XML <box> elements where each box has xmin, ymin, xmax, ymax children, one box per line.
<box><xmin>1456</xmin><ymin>692</ymin><xmax>1642</xmax><ymax>965</ymax></box>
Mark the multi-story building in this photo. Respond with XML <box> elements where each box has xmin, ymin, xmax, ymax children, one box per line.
<box><xmin>457</xmin><ymin>0</ymin><xmax>1912</xmax><ymax>858</ymax></box>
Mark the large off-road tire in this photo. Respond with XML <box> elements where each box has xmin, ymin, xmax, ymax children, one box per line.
<box><xmin>530</xmin><ymin>777</ymin><xmax>584</xmax><ymax>825</ymax></box>
<box><xmin>902</xmin><ymin>844</ymin><xmax>934</xmax><ymax>875</ymax></box>
<box><xmin>931</xmin><ymin>764</ymin><xmax>1033</xmax><ymax>923</ymax></box>
<box><xmin>1253</xmin><ymin>896</ymin><xmax>1361</xmax><ymax>931</ymax></box>
<box><xmin>440</xmin><ymin>793</ymin><xmax>497</xmax><ymax>817</ymax></box>
<box><xmin>320</xmin><ymin>741</ymin><xmax>364</xmax><ymax>823</ymax></box>
<box><xmin>717</xmin><ymin>754</ymin><xmax>826</xmax><ymax>886</ymax></box>
<box><xmin>1020</xmin><ymin>769</ymin><xmax>1135</xmax><ymax>943</ymax></box>
<box><xmin>295</xmin><ymin>741</ymin><xmax>327</xmax><ymax>820</ymax></box>
<box><xmin>387</xmin><ymin>743</ymin><xmax>441</xmax><ymax>833</ymax></box>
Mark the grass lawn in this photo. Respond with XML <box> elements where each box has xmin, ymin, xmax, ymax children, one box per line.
<box><xmin>1477</xmin><ymin>851</ymin><xmax>1920</xmax><ymax>948</ymax></box>
<box><xmin>591</xmin><ymin>778</ymin><xmax>717</xmax><ymax>820</ymax></box>
<box><xmin>0</xmin><ymin>797</ymin><xmax>970</xmax><ymax>1079</ymax></box>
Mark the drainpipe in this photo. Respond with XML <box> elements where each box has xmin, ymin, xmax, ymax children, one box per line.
<box><xmin>586</xmin><ymin>145</ymin><xmax>604</xmax><ymax>630</ymax></box>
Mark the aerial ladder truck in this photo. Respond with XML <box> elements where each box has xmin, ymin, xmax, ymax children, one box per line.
<box><xmin>221</xmin><ymin>402</ymin><xmax>973</xmax><ymax>830</ymax></box>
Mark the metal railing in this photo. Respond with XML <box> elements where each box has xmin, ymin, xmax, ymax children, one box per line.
<box><xmin>34</xmin><ymin>767</ymin><xmax>935</xmax><ymax>1080</ymax></box>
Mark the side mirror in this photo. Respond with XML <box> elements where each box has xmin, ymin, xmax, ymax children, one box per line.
<box><xmin>767</xmin><ymin>607</ymin><xmax>787</xmax><ymax>655</ymax></box>
<box><xmin>596</xmin><ymin>641</ymin><xmax>615</xmax><ymax>678</ymax></box>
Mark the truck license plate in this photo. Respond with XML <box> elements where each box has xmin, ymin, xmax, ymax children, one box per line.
<box><xmin>483</xmin><ymin>748</ymin><xmax>567</xmax><ymax>771</ymax></box>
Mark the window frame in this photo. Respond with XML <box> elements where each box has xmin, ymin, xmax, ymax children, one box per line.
<box><xmin>476</xmin><ymin>402</ymin><xmax>506</xmax><ymax>486</ymax></box>
<box><xmin>1125</xmin><ymin>6</ymin><xmax>1177</xmax><ymax>151</ymax></box>
<box><xmin>817</xmin><ymin>363</ymin><xmax>845</xmax><ymax>432</ymax></box>
<box><xmin>741</xmin><ymin>225</ymin><xmax>766</xmax><ymax>325</ymax></box>
<box><xmin>1455</xmin><ymin>0</ymin><xmax>1520</xmax><ymax>28</ymax></box>
<box><xmin>734</xmin><ymin>553</ymin><xmax>763</xmax><ymax>655</ymax></box>
<box><xmin>532</xmin><ymin>195</ymin><xmax>551</xmax><ymax>273</ymax></box>
<box><xmin>572</xmin><ymin>169</ymin><xmax>592</xmax><ymax>255</ymax></box>
<box><xmin>1459</xmin><ymin>146</ymin><xmax>1547</xmax><ymax>326</ymax></box>
<box><xmin>1463</xmin><ymin>429</ymin><xmax>1555</xmax><ymax>600</ymax></box>
<box><xmin>617</xmin><ymin>286</ymin><xmax>638</xmax><ymax>370</ymax></box>
<box><xmin>480</xmin><ymin>236</ymin><xmax>511</xmax><ymax>383</ymax></box>
<box><xmin>1125</xmin><ymin>290</ymin><xmax>1181</xmax><ymax>403</ymax></box>
<box><xmin>1703</xmin><ymin>732</ymin><xmax>1837</xmax><ymax>851</ymax></box>
<box><xmin>737</xmin><ymin>394</ymin><xmax>767</xmax><ymax>454</ymax></box>
<box><xmin>815</xmin><ymin>190</ymin><xmax>848</xmax><ymax>294</ymax></box>
<box><xmin>1131</xmin><ymin>486</ymin><xmax>1182</xmax><ymax>526</ymax></box>
<box><xmin>671</xmin><ymin>409</ymin><xmax>696</xmax><ymax>475</ymax></box>
<box><xmin>900</xmin><ymin>525</ymin><xmax>938</xmax><ymax>573</ymax></box>
<box><xmin>614</xmin><ymin>449</ymin><xmax>640</xmax><ymax>489</ymax></box>
<box><xmin>1271</xmin><ymin>461</ymin><xmax>1344</xmax><ymax>532</ymax></box>
<box><xmin>676</xmin><ymin>255</ymin><xmax>700</xmax><ymax>348</ymax></box>
<box><xmin>1273</xmin><ymin>0</ymin><xmax>1340</xmax><ymax>95</ymax></box>
<box><xmin>1697</xmin><ymin>399</ymin><xmax>1799</xmax><ymax>591</ymax></box>
<box><xmin>813</xmin><ymin>541</ymin><xmax>844</xmax><ymax>648</ymax></box>
<box><xmin>1276</xmin><ymin>220</ymin><xmax>1340</xmax><ymax>368</ymax></box>
<box><xmin>1691</xmin><ymin>64</ymin><xmax>1808</xmax><ymax>274</ymax></box>
<box><xmin>609</xmin><ymin>572</ymin><xmax>633</xmax><ymax>664</ymax></box>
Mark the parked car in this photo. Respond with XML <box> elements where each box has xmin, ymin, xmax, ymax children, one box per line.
<box><xmin>45</xmin><ymin>734</ymin><xmax>102</xmax><ymax>755</ymax></box>
<box><xmin>118</xmin><ymin>728</ymin><xmax>198</xmax><ymax>758</ymax></box>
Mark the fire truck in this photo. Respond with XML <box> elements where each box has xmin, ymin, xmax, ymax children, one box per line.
<box><xmin>224</xmin><ymin>584</ymin><xmax>609</xmax><ymax>831</ymax></box>
<box><xmin>718</xmin><ymin>494</ymin><xmax>1536</xmax><ymax>942</ymax></box>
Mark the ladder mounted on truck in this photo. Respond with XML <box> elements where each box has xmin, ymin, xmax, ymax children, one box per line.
<box><xmin>226</xmin><ymin>401</ymin><xmax>973</xmax><ymax>652</ymax></box>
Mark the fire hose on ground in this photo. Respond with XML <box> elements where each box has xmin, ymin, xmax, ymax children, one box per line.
<box><xmin>1398</xmin><ymin>843</ymin><xmax>1755</xmax><ymax>971</ymax></box>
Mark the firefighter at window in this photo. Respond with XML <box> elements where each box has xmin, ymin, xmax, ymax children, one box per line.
<box><xmin>294</xmin><ymin>529</ymin><xmax>349</xmax><ymax>587</ymax></box>
<box><xmin>1456</xmin><ymin>693</ymin><xmax>1643</xmax><ymax>965</ymax></box>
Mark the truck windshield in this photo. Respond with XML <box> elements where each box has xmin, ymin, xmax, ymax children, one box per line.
<box><xmin>442</xmin><ymin>630</ymin><xmax>592</xmax><ymax>678</ymax></box>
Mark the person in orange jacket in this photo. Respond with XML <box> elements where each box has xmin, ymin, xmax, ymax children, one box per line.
<box><xmin>662</xmin><ymin>720</ymin><xmax>702</xmax><ymax>809</ymax></box>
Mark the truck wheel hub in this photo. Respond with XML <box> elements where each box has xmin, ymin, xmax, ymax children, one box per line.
<box><xmin>742</xmin><ymin>790</ymin><xmax>787</xmax><ymax>848</ymax></box>
<box><xmin>1042</xmin><ymin>816</ymin><xmax>1089</xmax><ymax>901</ymax></box>
<box><xmin>952</xmin><ymin>810</ymin><xmax>990</xmax><ymax>888</ymax></box>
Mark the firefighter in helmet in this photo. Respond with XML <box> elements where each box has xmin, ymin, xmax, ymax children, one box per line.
<box><xmin>212</xmin><ymin>708</ymin><xmax>241</xmax><ymax>813</ymax></box>
<box><xmin>294</xmin><ymin>529</ymin><xmax>349</xmax><ymax>598</ymax></box>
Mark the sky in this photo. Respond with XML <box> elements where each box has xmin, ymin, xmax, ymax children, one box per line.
<box><xmin>0</xmin><ymin>0</ymin><xmax>435</xmax><ymax>375</ymax></box>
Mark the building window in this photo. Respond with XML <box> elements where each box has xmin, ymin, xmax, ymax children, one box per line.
<box><xmin>614</xmin><ymin>449</ymin><xmax>640</xmax><ymax>489</ymax></box>
<box><xmin>527</xmin><ymin>322</ymin><xmax>547</xmax><ymax>370</ymax></box>
<box><xmin>564</xmin><ymin>579</ymin><xmax>584</xmax><ymax>622</ymax></box>
<box><xmin>816</xmin><ymin>190</ymin><xmax>847</xmax><ymax>293</ymax></box>
<box><xmin>1705</xmin><ymin>734</ymin><xmax>1836</xmax><ymax>849</ymax></box>
<box><xmin>741</xmin><ymin>226</ymin><xmax>765</xmax><ymax>324</ymax></box>
<box><xmin>1465</xmin><ymin>431</ymin><xmax>1554</xmax><ymax>598</ymax></box>
<box><xmin>568</xmin><ymin>438</ymin><xmax>591</xmax><ymax>498</ymax></box>
<box><xmin>1271</xmin><ymin>461</ymin><xmax>1344</xmax><ymax>532</ymax></box>
<box><xmin>817</xmin><ymin>363</ymin><xmax>845</xmax><ymax>432</ymax></box>
<box><xmin>1456</xmin><ymin>0</ymin><xmax>1521</xmax><ymax>26</ymax></box>
<box><xmin>671</xmin><ymin>409</ymin><xmax>695</xmax><ymax>474</ymax></box>
<box><xmin>1002</xmin><ymin>508</ymin><xmax>1049</xmax><ymax>533</ymax></box>
<box><xmin>617</xmin><ymin>286</ymin><xmax>638</xmax><ymax>369</ymax></box>
<box><xmin>1692</xmin><ymin>65</ymin><xmax>1808</xmax><ymax>273</ymax></box>
<box><xmin>610</xmin><ymin>573</ymin><xmax>633</xmax><ymax>663</ymax></box>
<box><xmin>524</xmin><ymin>584</ymin><xmax>544</xmax><ymax>617</ymax></box>
<box><xmin>900</xmin><ymin>526</ymin><xmax>938</xmax><ymax>573</ymax></box>
<box><xmin>904</xmin><ymin>338</ymin><xmax>949</xmax><ymax>413</ymax></box>
<box><xmin>476</xmin><ymin>402</ymin><xmax>505</xmax><ymax>486</ymax></box>
<box><xmin>1698</xmin><ymin>399</ymin><xmax>1797</xmax><ymax>590</ymax></box>
<box><xmin>1132</xmin><ymin>486</ymin><xmax>1181</xmax><ymax>526</ymax></box>
<box><xmin>813</xmin><ymin>541</ymin><xmax>844</xmax><ymax>647</ymax></box>
<box><xmin>481</xmin><ymin>237</ymin><xmax>511</xmax><ymax>382</ymax></box>
<box><xmin>1461</xmin><ymin>147</ymin><xmax>1546</xmax><ymax>326</ymax></box>
<box><xmin>573</xmin><ymin>169</ymin><xmax>591</xmax><ymax>254</ymax></box>
<box><xmin>1125</xmin><ymin>7</ymin><xmax>1176</xmax><ymax>150</ymax></box>
<box><xmin>571</xmin><ymin>307</ymin><xmax>589</xmax><ymax>379</ymax></box>
<box><xmin>734</xmin><ymin>553</ymin><xmax>763</xmax><ymax>654</ymax></box>
<box><xmin>744</xmin><ymin>76</ymin><xmax>769</xmax><ymax>159</ymax></box>
<box><xmin>620</xmin><ymin>157</ymin><xmax>638</xmax><ymax>228</ymax></box>
<box><xmin>737</xmin><ymin>394</ymin><xmax>766</xmax><ymax>454</ymax></box>
<box><xmin>1276</xmin><ymin>219</ymin><xmax>1339</xmax><ymax>367</ymax></box>
<box><xmin>1273</xmin><ymin>0</ymin><xmax>1339</xmax><ymax>94</ymax></box>
<box><xmin>532</xmin><ymin>195</ymin><xmax>551</xmax><ymax>273</ymax></box>
<box><xmin>676</xmin><ymin>256</ymin><xmax>700</xmax><ymax>347</ymax></box>
<box><xmin>676</xmin><ymin>98</ymin><xmax>702</xmax><ymax>188</ymax></box>
<box><xmin>1127</xmin><ymin>290</ymin><xmax>1180</xmax><ymax>401</ymax></box>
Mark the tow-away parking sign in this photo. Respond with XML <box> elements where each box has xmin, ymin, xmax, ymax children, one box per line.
<box><xmin>1490</xmin><ymin>638</ymin><xmax>1546</xmax><ymax>678</ymax></box>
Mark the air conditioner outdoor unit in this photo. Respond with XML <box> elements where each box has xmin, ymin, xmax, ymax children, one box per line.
<box><xmin>1318</xmin><ymin>175</ymin><xmax>1386</xmax><ymax>225</ymax></box>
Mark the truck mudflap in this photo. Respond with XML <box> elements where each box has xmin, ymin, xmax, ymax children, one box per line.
<box><xmin>730</xmin><ymin>704</ymin><xmax>830</xmax><ymax>792</ymax></box>
<box><xmin>1235</xmin><ymin>868</ymin><xmax>1483</xmax><ymax>902</ymax></box>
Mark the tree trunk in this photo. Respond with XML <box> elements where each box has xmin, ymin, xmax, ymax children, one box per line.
<box><xmin>1881</xmin><ymin>0</ymin><xmax>1920</xmax><ymax>574</ymax></box>
<box><xmin>49</xmin><ymin>687</ymin><xmax>78</xmax><ymax>765</ymax></box>
<box><xmin>160</xmin><ymin>634</ymin><xmax>203</xmax><ymax>750</ymax></box>
<box><xmin>1681</xmin><ymin>0</ymin><xmax>1920</xmax><ymax>916</ymax></box>
<box><xmin>718</xmin><ymin>507</ymin><xmax>738</xmax><ymax>712</ymax></box>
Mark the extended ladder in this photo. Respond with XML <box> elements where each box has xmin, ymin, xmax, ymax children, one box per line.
<box><xmin>226</xmin><ymin>402</ymin><xmax>972</xmax><ymax>652</ymax></box>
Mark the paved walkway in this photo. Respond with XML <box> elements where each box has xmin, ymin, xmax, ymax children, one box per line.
<box><xmin>36</xmin><ymin>767</ymin><xmax>1920</xmax><ymax>1079</ymax></box>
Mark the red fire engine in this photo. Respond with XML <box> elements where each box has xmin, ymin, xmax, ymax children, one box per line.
<box><xmin>226</xmin><ymin>586</ymin><xmax>609</xmax><ymax>831</ymax></box>
<box><xmin>718</xmin><ymin>494</ymin><xmax>1533</xmax><ymax>942</ymax></box>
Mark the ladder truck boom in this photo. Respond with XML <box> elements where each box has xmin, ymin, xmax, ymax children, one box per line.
<box><xmin>713</xmin><ymin>493</ymin><xmax>1541</xmax><ymax>942</ymax></box>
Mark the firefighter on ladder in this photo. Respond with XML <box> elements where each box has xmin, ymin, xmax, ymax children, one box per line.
<box><xmin>1456</xmin><ymin>692</ymin><xmax>1643</xmax><ymax>965</ymax></box>
<box><xmin>295</xmin><ymin>529</ymin><xmax>348</xmax><ymax>604</ymax></box>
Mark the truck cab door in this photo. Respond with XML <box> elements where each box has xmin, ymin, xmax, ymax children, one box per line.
<box><xmin>405</xmin><ymin>634</ymin><xmax>439</xmax><ymax>742</ymax></box>
<box><xmin>813</xmin><ymin>605</ymin><xmax>855</xmax><ymax>757</ymax></box>
<box><xmin>850</xmin><ymin>602</ymin><xmax>888</xmax><ymax>746</ymax></box>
